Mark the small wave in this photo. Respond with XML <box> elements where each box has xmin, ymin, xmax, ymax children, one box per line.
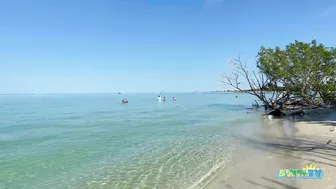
<box><xmin>206</xmin><ymin>103</ymin><xmax>228</xmax><ymax>108</ymax></box>
<box><xmin>186</xmin><ymin>159</ymin><xmax>228</xmax><ymax>189</ymax></box>
<box><xmin>205</xmin><ymin>104</ymin><xmax>246</xmax><ymax>112</ymax></box>
<box><xmin>64</xmin><ymin>115</ymin><xmax>83</xmax><ymax>120</ymax></box>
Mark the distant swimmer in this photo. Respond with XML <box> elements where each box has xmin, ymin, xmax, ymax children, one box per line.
<box><xmin>122</xmin><ymin>99</ymin><xmax>128</xmax><ymax>103</ymax></box>
<box><xmin>163</xmin><ymin>97</ymin><xmax>166</xmax><ymax>102</ymax></box>
<box><xmin>173</xmin><ymin>97</ymin><xmax>176</xmax><ymax>101</ymax></box>
<box><xmin>158</xmin><ymin>95</ymin><xmax>162</xmax><ymax>102</ymax></box>
<box><xmin>235</xmin><ymin>96</ymin><xmax>238</xmax><ymax>98</ymax></box>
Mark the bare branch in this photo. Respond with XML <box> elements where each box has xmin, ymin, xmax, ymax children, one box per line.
<box><xmin>222</xmin><ymin>55</ymin><xmax>274</xmax><ymax>109</ymax></box>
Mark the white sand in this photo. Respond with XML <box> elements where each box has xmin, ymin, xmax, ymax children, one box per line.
<box><xmin>206</xmin><ymin>110</ymin><xmax>336</xmax><ymax>189</ymax></box>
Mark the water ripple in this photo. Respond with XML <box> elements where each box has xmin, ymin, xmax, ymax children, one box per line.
<box><xmin>0</xmin><ymin>93</ymin><xmax>256</xmax><ymax>189</ymax></box>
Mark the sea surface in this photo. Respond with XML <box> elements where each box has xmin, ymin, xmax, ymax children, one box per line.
<box><xmin>0</xmin><ymin>93</ymin><xmax>261</xmax><ymax>189</ymax></box>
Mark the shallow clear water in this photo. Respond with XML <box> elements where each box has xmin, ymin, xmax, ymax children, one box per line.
<box><xmin>0</xmin><ymin>93</ymin><xmax>259</xmax><ymax>189</ymax></box>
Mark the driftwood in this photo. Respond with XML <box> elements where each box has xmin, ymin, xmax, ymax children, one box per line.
<box><xmin>268</xmin><ymin>109</ymin><xmax>286</xmax><ymax>116</ymax></box>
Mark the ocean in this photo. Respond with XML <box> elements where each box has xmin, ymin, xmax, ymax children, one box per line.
<box><xmin>0</xmin><ymin>93</ymin><xmax>261</xmax><ymax>189</ymax></box>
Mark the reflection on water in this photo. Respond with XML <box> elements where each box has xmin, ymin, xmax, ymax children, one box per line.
<box><xmin>281</xmin><ymin>119</ymin><xmax>295</xmax><ymax>137</ymax></box>
<box><xmin>260</xmin><ymin>117</ymin><xmax>296</xmax><ymax>138</ymax></box>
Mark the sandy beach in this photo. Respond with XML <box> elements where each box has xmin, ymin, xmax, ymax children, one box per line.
<box><xmin>206</xmin><ymin>109</ymin><xmax>336</xmax><ymax>189</ymax></box>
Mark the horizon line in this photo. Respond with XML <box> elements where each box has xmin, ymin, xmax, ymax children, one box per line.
<box><xmin>0</xmin><ymin>92</ymin><xmax>214</xmax><ymax>95</ymax></box>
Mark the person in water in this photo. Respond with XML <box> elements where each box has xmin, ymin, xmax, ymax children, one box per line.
<box><xmin>122</xmin><ymin>99</ymin><xmax>128</xmax><ymax>103</ymax></box>
<box><xmin>158</xmin><ymin>95</ymin><xmax>162</xmax><ymax>102</ymax></box>
<box><xmin>163</xmin><ymin>97</ymin><xmax>166</xmax><ymax>102</ymax></box>
<box><xmin>173</xmin><ymin>97</ymin><xmax>176</xmax><ymax>101</ymax></box>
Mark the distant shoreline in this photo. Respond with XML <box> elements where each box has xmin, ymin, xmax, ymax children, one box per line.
<box><xmin>209</xmin><ymin>90</ymin><xmax>280</xmax><ymax>93</ymax></box>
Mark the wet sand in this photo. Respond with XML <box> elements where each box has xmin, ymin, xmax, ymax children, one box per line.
<box><xmin>206</xmin><ymin>110</ymin><xmax>336</xmax><ymax>189</ymax></box>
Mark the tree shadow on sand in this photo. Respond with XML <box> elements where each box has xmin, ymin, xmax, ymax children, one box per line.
<box><xmin>245</xmin><ymin>178</ymin><xmax>299</xmax><ymax>189</ymax></box>
<box><xmin>223</xmin><ymin>111</ymin><xmax>336</xmax><ymax>189</ymax></box>
<box><xmin>231</xmin><ymin>110</ymin><xmax>336</xmax><ymax>168</ymax></box>
<box><xmin>238</xmin><ymin>135</ymin><xmax>336</xmax><ymax>167</ymax></box>
<box><xmin>223</xmin><ymin>177</ymin><xmax>300</xmax><ymax>189</ymax></box>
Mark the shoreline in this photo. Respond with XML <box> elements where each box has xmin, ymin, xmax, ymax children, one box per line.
<box><xmin>205</xmin><ymin>110</ymin><xmax>336</xmax><ymax>189</ymax></box>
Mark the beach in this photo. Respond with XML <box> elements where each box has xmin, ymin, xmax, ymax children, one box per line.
<box><xmin>1</xmin><ymin>93</ymin><xmax>335</xmax><ymax>189</ymax></box>
<box><xmin>206</xmin><ymin>110</ymin><xmax>336</xmax><ymax>189</ymax></box>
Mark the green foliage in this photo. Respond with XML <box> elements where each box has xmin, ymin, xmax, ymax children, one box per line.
<box><xmin>257</xmin><ymin>40</ymin><xmax>336</xmax><ymax>105</ymax></box>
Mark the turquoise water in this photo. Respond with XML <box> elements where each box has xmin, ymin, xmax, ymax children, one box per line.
<box><xmin>0</xmin><ymin>93</ymin><xmax>259</xmax><ymax>189</ymax></box>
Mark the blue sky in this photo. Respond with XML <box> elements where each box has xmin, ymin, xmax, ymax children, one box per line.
<box><xmin>0</xmin><ymin>0</ymin><xmax>335</xmax><ymax>93</ymax></box>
